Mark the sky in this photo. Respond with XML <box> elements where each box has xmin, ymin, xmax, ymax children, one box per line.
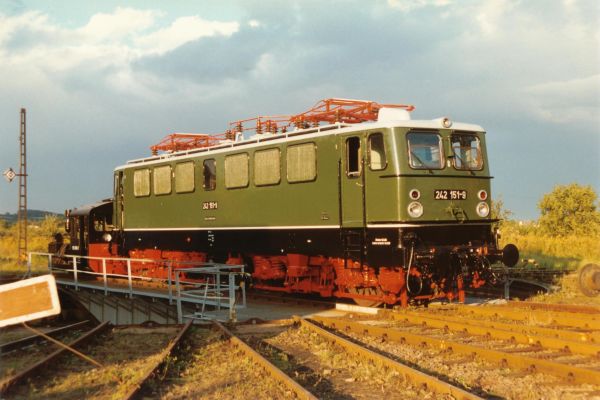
<box><xmin>0</xmin><ymin>0</ymin><xmax>598</xmax><ymax>220</ymax></box>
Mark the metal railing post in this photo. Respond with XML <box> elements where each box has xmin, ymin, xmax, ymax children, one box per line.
<box><xmin>176</xmin><ymin>271</ymin><xmax>183</xmax><ymax>324</ymax></box>
<box><xmin>47</xmin><ymin>254</ymin><xmax>52</xmax><ymax>273</ymax></box>
<box><xmin>167</xmin><ymin>262</ymin><xmax>173</xmax><ymax>305</ymax></box>
<box><xmin>102</xmin><ymin>259</ymin><xmax>108</xmax><ymax>295</ymax></box>
<box><xmin>199</xmin><ymin>276</ymin><xmax>209</xmax><ymax>319</ymax></box>
<box><xmin>242</xmin><ymin>265</ymin><xmax>246</xmax><ymax>307</ymax></box>
<box><xmin>217</xmin><ymin>270</ymin><xmax>221</xmax><ymax>310</ymax></box>
<box><xmin>229</xmin><ymin>272</ymin><xmax>236</xmax><ymax>322</ymax></box>
<box><xmin>127</xmin><ymin>259</ymin><xmax>133</xmax><ymax>298</ymax></box>
<box><xmin>72</xmin><ymin>256</ymin><xmax>78</xmax><ymax>290</ymax></box>
<box><xmin>26</xmin><ymin>252</ymin><xmax>32</xmax><ymax>275</ymax></box>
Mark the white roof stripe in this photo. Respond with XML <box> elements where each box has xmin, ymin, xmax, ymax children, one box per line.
<box><xmin>116</xmin><ymin>119</ymin><xmax>485</xmax><ymax>171</ymax></box>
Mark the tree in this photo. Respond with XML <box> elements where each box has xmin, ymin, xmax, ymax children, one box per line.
<box><xmin>39</xmin><ymin>215</ymin><xmax>63</xmax><ymax>237</ymax></box>
<box><xmin>491</xmin><ymin>195</ymin><xmax>513</xmax><ymax>221</ymax></box>
<box><xmin>538</xmin><ymin>183</ymin><xmax>600</xmax><ymax>237</ymax></box>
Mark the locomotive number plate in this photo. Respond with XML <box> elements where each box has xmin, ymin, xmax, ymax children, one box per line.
<box><xmin>434</xmin><ymin>189</ymin><xmax>467</xmax><ymax>200</ymax></box>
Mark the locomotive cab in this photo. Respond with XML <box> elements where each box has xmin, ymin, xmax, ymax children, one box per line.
<box><xmin>60</xmin><ymin>200</ymin><xmax>114</xmax><ymax>263</ymax></box>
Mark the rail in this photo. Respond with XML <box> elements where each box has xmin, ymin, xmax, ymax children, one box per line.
<box><xmin>295</xmin><ymin>317</ymin><xmax>482</xmax><ymax>399</ymax></box>
<box><xmin>213</xmin><ymin>320</ymin><xmax>318</xmax><ymax>400</ymax></box>
<box><xmin>0</xmin><ymin>321</ymin><xmax>111</xmax><ymax>395</ymax></box>
<box><xmin>312</xmin><ymin>315</ymin><xmax>600</xmax><ymax>385</ymax></box>
<box><xmin>27</xmin><ymin>252</ymin><xmax>247</xmax><ymax>322</ymax></box>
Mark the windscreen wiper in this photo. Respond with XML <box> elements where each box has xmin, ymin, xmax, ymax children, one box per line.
<box><xmin>410</xmin><ymin>151</ymin><xmax>434</xmax><ymax>174</ymax></box>
<box><xmin>451</xmin><ymin>149</ymin><xmax>476</xmax><ymax>175</ymax></box>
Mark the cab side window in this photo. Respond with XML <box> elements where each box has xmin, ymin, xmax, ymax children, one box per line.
<box><xmin>368</xmin><ymin>133</ymin><xmax>386</xmax><ymax>170</ymax></box>
<box><xmin>346</xmin><ymin>137</ymin><xmax>361</xmax><ymax>177</ymax></box>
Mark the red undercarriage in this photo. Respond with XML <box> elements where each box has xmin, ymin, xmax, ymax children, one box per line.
<box><xmin>87</xmin><ymin>243</ymin><xmax>477</xmax><ymax>306</ymax></box>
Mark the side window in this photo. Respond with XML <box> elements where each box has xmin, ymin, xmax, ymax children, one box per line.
<box><xmin>203</xmin><ymin>159</ymin><xmax>216</xmax><ymax>191</ymax></box>
<box><xmin>368</xmin><ymin>133</ymin><xmax>386</xmax><ymax>170</ymax></box>
<box><xmin>287</xmin><ymin>142</ymin><xmax>316</xmax><ymax>183</ymax></box>
<box><xmin>133</xmin><ymin>169</ymin><xmax>150</xmax><ymax>197</ymax></box>
<box><xmin>225</xmin><ymin>153</ymin><xmax>249</xmax><ymax>189</ymax></box>
<box><xmin>346</xmin><ymin>136</ymin><xmax>361</xmax><ymax>177</ymax></box>
<box><xmin>175</xmin><ymin>162</ymin><xmax>195</xmax><ymax>193</ymax></box>
<box><xmin>254</xmin><ymin>148</ymin><xmax>281</xmax><ymax>186</ymax></box>
<box><xmin>153</xmin><ymin>165</ymin><xmax>172</xmax><ymax>195</ymax></box>
<box><xmin>93</xmin><ymin>217</ymin><xmax>104</xmax><ymax>232</ymax></box>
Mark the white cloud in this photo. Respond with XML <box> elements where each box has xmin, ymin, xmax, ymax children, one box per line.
<box><xmin>474</xmin><ymin>0</ymin><xmax>516</xmax><ymax>36</ymax></box>
<box><xmin>524</xmin><ymin>74</ymin><xmax>600</xmax><ymax>125</ymax></box>
<box><xmin>248</xmin><ymin>19</ymin><xmax>261</xmax><ymax>28</ymax></box>
<box><xmin>135</xmin><ymin>16</ymin><xmax>239</xmax><ymax>56</ymax></box>
<box><xmin>387</xmin><ymin>0</ymin><xmax>451</xmax><ymax>13</ymax></box>
<box><xmin>251</xmin><ymin>53</ymin><xmax>276</xmax><ymax>79</ymax></box>
<box><xmin>0</xmin><ymin>8</ymin><xmax>239</xmax><ymax>95</ymax></box>
<box><xmin>77</xmin><ymin>7</ymin><xmax>158</xmax><ymax>42</ymax></box>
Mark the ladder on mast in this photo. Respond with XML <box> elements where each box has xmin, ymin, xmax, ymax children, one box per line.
<box><xmin>17</xmin><ymin>108</ymin><xmax>27</xmax><ymax>265</ymax></box>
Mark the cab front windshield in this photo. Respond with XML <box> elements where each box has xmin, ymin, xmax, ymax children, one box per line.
<box><xmin>451</xmin><ymin>134</ymin><xmax>483</xmax><ymax>170</ymax></box>
<box><xmin>407</xmin><ymin>132</ymin><xmax>443</xmax><ymax>169</ymax></box>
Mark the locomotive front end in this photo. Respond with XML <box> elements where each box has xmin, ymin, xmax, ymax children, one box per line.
<box><xmin>389</xmin><ymin>123</ymin><xmax>518</xmax><ymax>302</ymax></box>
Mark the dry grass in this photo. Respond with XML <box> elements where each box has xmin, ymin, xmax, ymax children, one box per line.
<box><xmin>530</xmin><ymin>272</ymin><xmax>600</xmax><ymax>306</ymax></box>
<box><xmin>157</xmin><ymin>327</ymin><xmax>292</xmax><ymax>399</ymax></box>
<box><xmin>502</xmin><ymin>232</ymin><xmax>600</xmax><ymax>270</ymax></box>
<box><xmin>0</xmin><ymin>217</ymin><xmax>62</xmax><ymax>277</ymax></box>
<box><xmin>8</xmin><ymin>326</ymin><xmax>179</xmax><ymax>400</ymax></box>
<box><xmin>499</xmin><ymin>232</ymin><xmax>600</xmax><ymax>305</ymax></box>
<box><xmin>0</xmin><ymin>329</ymin><xmax>84</xmax><ymax>383</ymax></box>
<box><xmin>342</xmin><ymin>318</ymin><xmax>600</xmax><ymax>400</ymax></box>
<box><xmin>263</xmin><ymin>325</ymin><xmax>445</xmax><ymax>399</ymax></box>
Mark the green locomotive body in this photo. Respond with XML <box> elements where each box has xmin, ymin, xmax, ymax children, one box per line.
<box><xmin>60</xmin><ymin>100</ymin><xmax>518</xmax><ymax>306</ymax></box>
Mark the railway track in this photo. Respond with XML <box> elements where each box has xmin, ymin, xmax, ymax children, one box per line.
<box><xmin>306</xmin><ymin>303</ymin><xmax>600</xmax><ymax>399</ymax></box>
<box><xmin>506</xmin><ymin>301</ymin><xmax>600</xmax><ymax>315</ymax></box>
<box><xmin>1</xmin><ymin>321</ymin><xmax>191</xmax><ymax>399</ymax></box>
<box><xmin>446</xmin><ymin>303</ymin><xmax>600</xmax><ymax>330</ymax></box>
<box><xmin>144</xmin><ymin>317</ymin><xmax>482</xmax><ymax>399</ymax></box>
<box><xmin>146</xmin><ymin>320</ymin><xmax>306</xmax><ymax>399</ymax></box>
<box><xmin>235</xmin><ymin>318</ymin><xmax>480</xmax><ymax>399</ymax></box>
<box><xmin>0</xmin><ymin>321</ymin><xmax>110</xmax><ymax>396</ymax></box>
<box><xmin>0</xmin><ymin>320</ymin><xmax>91</xmax><ymax>354</ymax></box>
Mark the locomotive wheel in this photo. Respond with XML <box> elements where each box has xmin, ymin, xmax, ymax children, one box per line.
<box><xmin>578</xmin><ymin>263</ymin><xmax>600</xmax><ymax>297</ymax></box>
<box><xmin>350</xmin><ymin>287</ymin><xmax>383</xmax><ymax>307</ymax></box>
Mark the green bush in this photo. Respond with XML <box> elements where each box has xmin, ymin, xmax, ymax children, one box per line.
<box><xmin>538</xmin><ymin>183</ymin><xmax>600</xmax><ymax>236</ymax></box>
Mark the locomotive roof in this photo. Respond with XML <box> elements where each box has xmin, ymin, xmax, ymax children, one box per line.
<box><xmin>117</xmin><ymin>118</ymin><xmax>485</xmax><ymax>170</ymax></box>
<box><xmin>70</xmin><ymin>199</ymin><xmax>113</xmax><ymax>216</ymax></box>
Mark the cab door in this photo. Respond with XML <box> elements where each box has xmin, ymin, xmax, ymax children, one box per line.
<box><xmin>340</xmin><ymin>134</ymin><xmax>366</xmax><ymax>227</ymax></box>
<box><xmin>114</xmin><ymin>171</ymin><xmax>124</xmax><ymax>229</ymax></box>
<box><xmin>340</xmin><ymin>134</ymin><xmax>366</xmax><ymax>266</ymax></box>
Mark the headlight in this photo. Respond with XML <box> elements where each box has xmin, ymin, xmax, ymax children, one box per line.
<box><xmin>478</xmin><ymin>190</ymin><xmax>488</xmax><ymax>200</ymax></box>
<box><xmin>409</xmin><ymin>189</ymin><xmax>421</xmax><ymax>200</ymax></box>
<box><xmin>408</xmin><ymin>201</ymin><xmax>424</xmax><ymax>218</ymax></box>
<box><xmin>476</xmin><ymin>202</ymin><xmax>490</xmax><ymax>218</ymax></box>
<box><xmin>102</xmin><ymin>233</ymin><xmax>113</xmax><ymax>242</ymax></box>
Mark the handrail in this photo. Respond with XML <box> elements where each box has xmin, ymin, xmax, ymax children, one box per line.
<box><xmin>28</xmin><ymin>251</ymin><xmax>247</xmax><ymax>322</ymax></box>
<box><xmin>148</xmin><ymin>98</ymin><xmax>415</xmax><ymax>155</ymax></box>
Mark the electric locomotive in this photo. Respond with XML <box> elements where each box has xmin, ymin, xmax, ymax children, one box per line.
<box><xmin>54</xmin><ymin>99</ymin><xmax>518</xmax><ymax>306</ymax></box>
